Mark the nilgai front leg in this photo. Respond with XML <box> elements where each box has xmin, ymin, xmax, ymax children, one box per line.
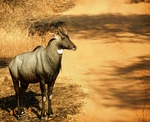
<box><xmin>47</xmin><ymin>84</ymin><xmax>53</xmax><ymax>118</ymax></box>
<box><xmin>40</xmin><ymin>81</ymin><xmax>47</xmax><ymax>119</ymax></box>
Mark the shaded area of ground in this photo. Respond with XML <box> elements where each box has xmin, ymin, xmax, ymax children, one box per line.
<box><xmin>131</xmin><ymin>0</ymin><xmax>150</xmax><ymax>3</ymax></box>
<box><xmin>0</xmin><ymin>74</ymin><xmax>86</xmax><ymax>121</ymax></box>
<box><xmin>108</xmin><ymin>55</ymin><xmax>150</xmax><ymax>109</ymax></box>
<box><xmin>85</xmin><ymin>54</ymin><xmax>150</xmax><ymax>111</ymax></box>
<box><xmin>82</xmin><ymin>52</ymin><xmax>150</xmax><ymax>121</ymax></box>
<box><xmin>67</xmin><ymin>14</ymin><xmax>150</xmax><ymax>43</ymax></box>
<box><xmin>29</xmin><ymin>14</ymin><xmax>150</xmax><ymax>43</ymax></box>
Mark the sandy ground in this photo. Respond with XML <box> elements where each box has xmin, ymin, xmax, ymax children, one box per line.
<box><xmin>61</xmin><ymin>0</ymin><xmax>150</xmax><ymax>121</ymax></box>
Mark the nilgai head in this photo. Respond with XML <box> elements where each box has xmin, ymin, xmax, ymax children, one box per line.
<box><xmin>53</xmin><ymin>27</ymin><xmax>77</xmax><ymax>52</ymax></box>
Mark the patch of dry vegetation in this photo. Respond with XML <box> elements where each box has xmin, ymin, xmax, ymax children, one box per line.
<box><xmin>0</xmin><ymin>76</ymin><xmax>86</xmax><ymax>121</ymax></box>
<box><xmin>0</xmin><ymin>0</ymin><xmax>75</xmax><ymax>58</ymax></box>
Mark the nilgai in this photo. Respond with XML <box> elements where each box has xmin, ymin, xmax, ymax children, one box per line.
<box><xmin>8</xmin><ymin>27</ymin><xmax>77</xmax><ymax>119</ymax></box>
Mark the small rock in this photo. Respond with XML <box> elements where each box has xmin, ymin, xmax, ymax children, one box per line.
<box><xmin>4</xmin><ymin>76</ymin><xmax>9</xmax><ymax>81</ymax></box>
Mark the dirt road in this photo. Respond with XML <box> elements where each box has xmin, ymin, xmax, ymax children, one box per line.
<box><xmin>61</xmin><ymin>0</ymin><xmax>150</xmax><ymax>121</ymax></box>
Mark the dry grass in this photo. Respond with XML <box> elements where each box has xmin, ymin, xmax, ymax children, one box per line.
<box><xmin>0</xmin><ymin>0</ymin><xmax>75</xmax><ymax>58</ymax></box>
<box><xmin>0</xmin><ymin>27</ymin><xmax>52</xmax><ymax>58</ymax></box>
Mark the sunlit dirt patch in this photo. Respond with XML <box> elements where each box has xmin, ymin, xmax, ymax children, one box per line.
<box><xmin>0</xmin><ymin>75</ymin><xmax>86</xmax><ymax>122</ymax></box>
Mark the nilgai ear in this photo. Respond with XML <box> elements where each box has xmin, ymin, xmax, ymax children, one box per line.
<box><xmin>62</xmin><ymin>27</ymin><xmax>67</xmax><ymax>35</ymax></box>
<box><xmin>58</xmin><ymin>27</ymin><xmax>67</xmax><ymax>35</ymax></box>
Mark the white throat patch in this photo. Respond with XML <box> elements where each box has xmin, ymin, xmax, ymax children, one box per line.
<box><xmin>57</xmin><ymin>49</ymin><xmax>63</xmax><ymax>54</ymax></box>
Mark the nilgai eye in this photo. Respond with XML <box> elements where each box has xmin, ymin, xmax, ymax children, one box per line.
<box><xmin>62</xmin><ymin>37</ymin><xmax>65</xmax><ymax>40</ymax></box>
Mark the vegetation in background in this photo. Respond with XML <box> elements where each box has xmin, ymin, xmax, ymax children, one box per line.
<box><xmin>0</xmin><ymin>0</ymin><xmax>75</xmax><ymax>57</ymax></box>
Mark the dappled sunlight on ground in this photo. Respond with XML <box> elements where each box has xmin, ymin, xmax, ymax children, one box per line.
<box><xmin>67</xmin><ymin>14</ymin><xmax>150</xmax><ymax>43</ymax></box>
<box><xmin>83</xmin><ymin>54</ymin><xmax>150</xmax><ymax>121</ymax></box>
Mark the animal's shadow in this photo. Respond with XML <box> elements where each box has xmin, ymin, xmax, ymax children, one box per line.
<box><xmin>0</xmin><ymin>91</ymin><xmax>41</xmax><ymax>119</ymax></box>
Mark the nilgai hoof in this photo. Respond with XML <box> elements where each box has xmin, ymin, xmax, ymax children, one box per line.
<box><xmin>21</xmin><ymin>111</ymin><xmax>25</xmax><ymax>115</ymax></box>
<box><xmin>17</xmin><ymin>115</ymin><xmax>22</xmax><ymax>120</ymax></box>
<box><xmin>41</xmin><ymin>116</ymin><xmax>47</xmax><ymax>120</ymax></box>
<box><xmin>48</xmin><ymin>114</ymin><xmax>53</xmax><ymax>118</ymax></box>
<box><xmin>17</xmin><ymin>111</ymin><xmax>25</xmax><ymax>120</ymax></box>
